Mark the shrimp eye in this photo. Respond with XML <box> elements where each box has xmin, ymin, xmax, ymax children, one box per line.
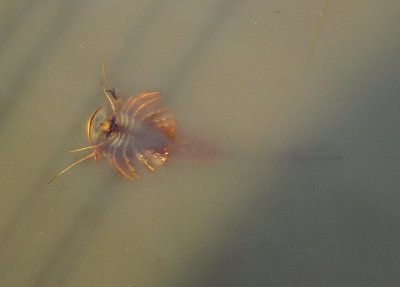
<box><xmin>99</xmin><ymin>120</ymin><xmax>111</xmax><ymax>132</ymax></box>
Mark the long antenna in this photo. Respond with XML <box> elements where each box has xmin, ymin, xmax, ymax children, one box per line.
<box><xmin>102</xmin><ymin>86</ymin><xmax>116</xmax><ymax>112</ymax></box>
<box><xmin>100</xmin><ymin>55</ymin><xmax>112</xmax><ymax>90</ymax></box>
<box><xmin>87</xmin><ymin>106</ymin><xmax>103</xmax><ymax>144</ymax></box>
<box><xmin>69</xmin><ymin>145</ymin><xmax>98</xmax><ymax>153</ymax></box>
<box><xmin>48</xmin><ymin>153</ymin><xmax>95</xmax><ymax>184</ymax></box>
<box><xmin>100</xmin><ymin>55</ymin><xmax>117</xmax><ymax>112</ymax></box>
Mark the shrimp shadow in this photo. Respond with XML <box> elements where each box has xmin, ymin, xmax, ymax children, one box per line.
<box><xmin>173</xmin><ymin>33</ymin><xmax>400</xmax><ymax>287</ymax></box>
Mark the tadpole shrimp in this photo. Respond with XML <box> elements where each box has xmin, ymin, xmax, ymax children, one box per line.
<box><xmin>49</xmin><ymin>61</ymin><xmax>215</xmax><ymax>183</ymax></box>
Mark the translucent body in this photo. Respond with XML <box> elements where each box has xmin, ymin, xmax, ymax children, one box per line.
<box><xmin>88</xmin><ymin>90</ymin><xmax>177</xmax><ymax>180</ymax></box>
<box><xmin>48</xmin><ymin>89</ymin><xmax>177</xmax><ymax>183</ymax></box>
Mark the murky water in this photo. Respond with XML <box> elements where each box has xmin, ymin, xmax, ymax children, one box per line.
<box><xmin>1</xmin><ymin>1</ymin><xmax>400</xmax><ymax>286</ymax></box>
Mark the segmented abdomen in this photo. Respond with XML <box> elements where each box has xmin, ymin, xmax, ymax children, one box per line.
<box><xmin>105</xmin><ymin>92</ymin><xmax>177</xmax><ymax>180</ymax></box>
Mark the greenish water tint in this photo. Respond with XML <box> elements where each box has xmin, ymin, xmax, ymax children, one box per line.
<box><xmin>1</xmin><ymin>0</ymin><xmax>400</xmax><ymax>286</ymax></box>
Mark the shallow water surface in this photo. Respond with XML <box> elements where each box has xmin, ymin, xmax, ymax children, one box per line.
<box><xmin>1</xmin><ymin>1</ymin><xmax>400</xmax><ymax>286</ymax></box>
